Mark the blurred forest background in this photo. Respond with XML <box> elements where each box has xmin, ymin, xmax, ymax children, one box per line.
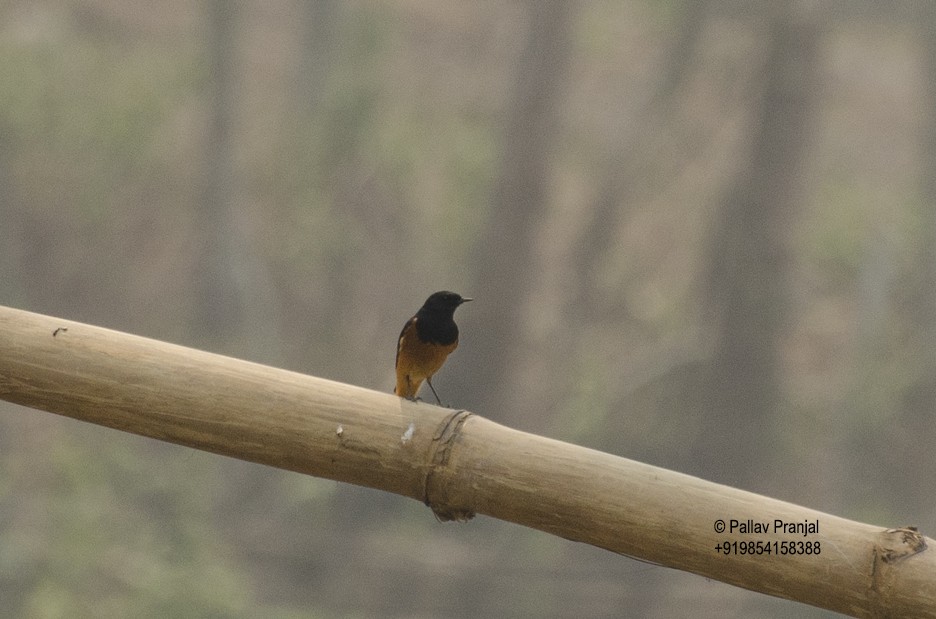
<box><xmin>1</xmin><ymin>0</ymin><xmax>934</xmax><ymax>617</ymax></box>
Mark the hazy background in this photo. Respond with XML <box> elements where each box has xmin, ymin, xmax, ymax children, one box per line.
<box><xmin>2</xmin><ymin>1</ymin><xmax>934</xmax><ymax>617</ymax></box>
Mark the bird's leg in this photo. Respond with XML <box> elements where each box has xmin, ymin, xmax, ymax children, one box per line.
<box><xmin>425</xmin><ymin>377</ymin><xmax>443</xmax><ymax>406</ymax></box>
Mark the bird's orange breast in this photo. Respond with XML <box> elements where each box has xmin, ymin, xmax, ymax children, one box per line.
<box><xmin>394</xmin><ymin>317</ymin><xmax>459</xmax><ymax>398</ymax></box>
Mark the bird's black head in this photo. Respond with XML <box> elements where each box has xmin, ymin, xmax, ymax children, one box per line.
<box><xmin>421</xmin><ymin>291</ymin><xmax>471</xmax><ymax>314</ymax></box>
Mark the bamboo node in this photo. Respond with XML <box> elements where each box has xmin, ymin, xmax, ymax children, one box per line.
<box><xmin>423</xmin><ymin>409</ymin><xmax>475</xmax><ymax>522</ymax></box>
<box><xmin>877</xmin><ymin>526</ymin><xmax>927</xmax><ymax>564</ymax></box>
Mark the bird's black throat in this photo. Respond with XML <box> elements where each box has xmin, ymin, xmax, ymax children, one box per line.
<box><xmin>414</xmin><ymin>307</ymin><xmax>459</xmax><ymax>346</ymax></box>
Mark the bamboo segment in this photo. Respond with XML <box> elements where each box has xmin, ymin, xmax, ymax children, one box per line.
<box><xmin>0</xmin><ymin>305</ymin><xmax>932</xmax><ymax>617</ymax></box>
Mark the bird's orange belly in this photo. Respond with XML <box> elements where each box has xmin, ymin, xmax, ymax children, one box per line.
<box><xmin>395</xmin><ymin>338</ymin><xmax>458</xmax><ymax>398</ymax></box>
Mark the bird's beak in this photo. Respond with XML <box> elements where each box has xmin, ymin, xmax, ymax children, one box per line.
<box><xmin>461</xmin><ymin>297</ymin><xmax>473</xmax><ymax>303</ymax></box>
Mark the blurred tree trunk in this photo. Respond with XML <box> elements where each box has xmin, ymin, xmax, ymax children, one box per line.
<box><xmin>195</xmin><ymin>0</ymin><xmax>280</xmax><ymax>357</ymax></box>
<box><xmin>195</xmin><ymin>0</ymin><xmax>241</xmax><ymax>342</ymax></box>
<box><xmin>694</xmin><ymin>4</ymin><xmax>820</xmax><ymax>487</ymax></box>
<box><xmin>294</xmin><ymin>1</ymin><xmax>339</xmax><ymax>111</ymax></box>
<box><xmin>559</xmin><ymin>3</ymin><xmax>714</xmax><ymax>440</ymax></box>
<box><xmin>572</xmin><ymin>1</ymin><xmax>712</xmax><ymax>322</ymax></box>
<box><xmin>460</xmin><ymin>0</ymin><xmax>573</xmax><ymax>426</ymax></box>
<box><xmin>0</xmin><ymin>139</ymin><xmax>21</xmax><ymax>306</ymax></box>
<box><xmin>899</xmin><ymin>0</ymin><xmax>936</xmax><ymax>512</ymax></box>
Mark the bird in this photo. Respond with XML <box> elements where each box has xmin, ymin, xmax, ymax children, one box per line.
<box><xmin>395</xmin><ymin>291</ymin><xmax>471</xmax><ymax>405</ymax></box>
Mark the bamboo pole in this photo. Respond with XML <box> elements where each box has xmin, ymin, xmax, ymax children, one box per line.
<box><xmin>0</xmin><ymin>304</ymin><xmax>931</xmax><ymax>617</ymax></box>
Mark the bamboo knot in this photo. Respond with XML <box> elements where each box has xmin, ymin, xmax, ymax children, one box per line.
<box><xmin>423</xmin><ymin>409</ymin><xmax>475</xmax><ymax>522</ymax></box>
<box><xmin>876</xmin><ymin>526</ymin><xmax>927</xmax><ymax>564</ymax></box>
<box><xmin>868</xmin><ymin>525</ymin><xmax>929</xmax><ymax>615</ymax></box>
